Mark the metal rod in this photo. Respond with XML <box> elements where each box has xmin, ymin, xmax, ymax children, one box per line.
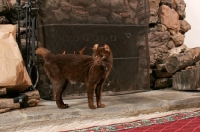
<box><xmin>27</xmin><ymin>0</ymin><xmax>31</xmax><ymax>71</ymax></box>
<box><xmin>31</xmin><ymin>17</ymin><xmax>36</xmax><ymax>63</ymax></box>
<box><xmin>16</xmin><ymin>0</ymin><xmax>21</xmax><ymax>51</ymax></box>
<box><xmin>25</xmin><ymin>1</ymin><xmax>29</xmax><ymax>68</ymax></box>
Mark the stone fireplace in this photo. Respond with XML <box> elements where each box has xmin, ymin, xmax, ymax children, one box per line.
<box><xmin>0</xmin><ymin>0</ymin><xmax>194</xmax><ymax>99</ymax></box>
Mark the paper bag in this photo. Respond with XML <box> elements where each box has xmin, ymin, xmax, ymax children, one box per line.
<box><xmin>0</xmin><ymin>24</ymin><xmax>32</xmax><ymax>92</ymax></box>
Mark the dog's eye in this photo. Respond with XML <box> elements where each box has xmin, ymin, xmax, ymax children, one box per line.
<box><xmin>102</xmin><ymin>55</ymin><xmax>106</xmax><ymax>59</ymax></box>
<box><xmin>94</xmin><ymin>55</ymin><xmax>97</xmax><ymax>58</ymax></box>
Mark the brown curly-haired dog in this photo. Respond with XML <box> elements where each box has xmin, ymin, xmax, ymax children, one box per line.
<box><xmin>36</xmin><ymin>44</ymin><xmax>113</xmax><ymax>109</ymax></box>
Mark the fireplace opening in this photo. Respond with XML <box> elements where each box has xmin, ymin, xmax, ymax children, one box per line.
<box><xmin>36</xmin><ymin>0</ymin><xmax>150</xmax><ymax>99</ymax></box>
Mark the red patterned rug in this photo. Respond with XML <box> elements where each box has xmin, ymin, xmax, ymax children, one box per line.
<box><xmin>63</xmin><ymin>110</ymin><xmax>200</xmax><ymax>132</ymax></box>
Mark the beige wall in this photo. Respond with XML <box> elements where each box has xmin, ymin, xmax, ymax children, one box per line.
<box><xmin>184</xmin><ymin>0</ymin><xmax>200</xmax><ymax>48</ymax></box>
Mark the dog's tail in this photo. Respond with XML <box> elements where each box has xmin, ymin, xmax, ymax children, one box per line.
<box><xmin>35</xmin><ymin>47</ymin><xmax>51</xmax><ymax>60</ymax></box>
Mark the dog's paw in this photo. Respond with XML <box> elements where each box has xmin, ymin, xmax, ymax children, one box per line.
<box><xmin>58</xmin><ymin>104</ymin><xmax>69</xmax><ymax>109</ymax></box>
<box><xmin>89</xmin><ymin>105</ymin><xmax>97</xmax><ymax>109</ymax></box>
<box><xmin>97</xmin><ymin>103</ymin><xmax>105</xmax><ymax>108</ymax></box>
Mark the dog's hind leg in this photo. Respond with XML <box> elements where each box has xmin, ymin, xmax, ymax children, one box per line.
<box><xmin>52</xmin><ymin>79</ymin><xmax>68</xmax><ymax>109</ymax></box>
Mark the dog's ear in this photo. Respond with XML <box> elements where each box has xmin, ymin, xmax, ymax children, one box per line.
<box><xmin>104</xmin><ymin>44</ymin><xmax>110</xmax><ymax>52</ymax></box>
<box><xmin>93</xmin><ymin>44</ymin><xmax>99</xmax><ymax>50</ymax></box>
